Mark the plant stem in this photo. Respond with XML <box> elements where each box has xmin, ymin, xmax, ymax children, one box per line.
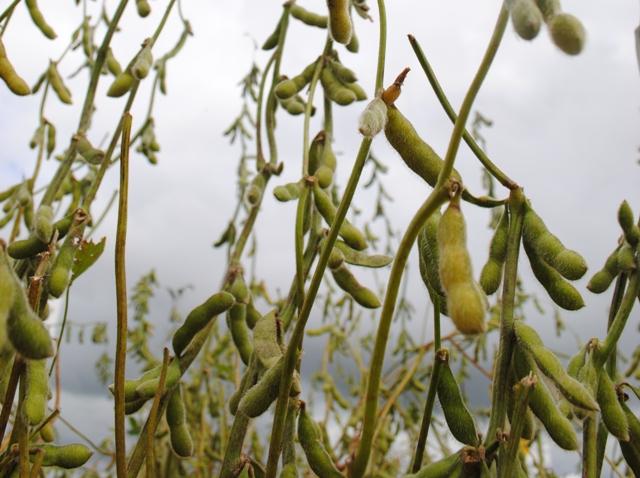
<box><xmin>583</xmin><ymin>415</ymin><xmax>598</xmax><ymax>478</ymax></box>
<box><xmin>145</xmin><ymin>349</ymin><xmax>170</xmax><ymax>478</ymax></box>
<box><xmin>498</xmin><ymin>375</ymin><xmax>533</xmax><ymax>478</ymax></box>
<box><xmin>114</xmin><ymin>113</ymin><xmax>132</xmax><ymax>478</ymax></box>
<box><xmin>485</xmin><ymin>187</ymin><xmax>525</xmax><ymax>444</ymax></box>
<box><xmin>255</xmin><ymin>53</ymin><xmax>276</xmax><ymax>169</ymax></box>
<box><xmin>407</xmin><ymin>34</ymin><xmax>517</xmax><ymax>190</ymax></box>
<box><xmin>597</xmin><ymin>272</ymin><xmax>639</xmax><ymax>367</ymax></box>
<box><xmin>410</xmin><ymin>344</ymin><xmax>443</xmax><ymax>472</ymax></box>
<box><xmin>351</xmin><ymin>5</ymin><xmax>509</xmax><ymax>476</ymax></box>
<box><xmin>411</xmin><ymin>299</ymin><xmax>441</xmax><ymax>472</ymax></box>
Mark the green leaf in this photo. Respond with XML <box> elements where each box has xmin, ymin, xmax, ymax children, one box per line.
<box><xmin>71</xmin><ymin>237</ymin><xmax>106</xmax><ymax>282</ymax></box>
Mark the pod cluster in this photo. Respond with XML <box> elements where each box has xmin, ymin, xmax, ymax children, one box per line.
<box><xmin>508</xmin><ymin>0</ymin><xmax>586</xmax><ymax>55</ymax></box>
<box><xmin>587</xmin><ymin>200</ymin><xmax>639</xmax><ymax>294</ymax></box>
<box><xmin>522</xmin><ymin>203</ymin><xmax>587</xmax><ymax>310</ymax></box>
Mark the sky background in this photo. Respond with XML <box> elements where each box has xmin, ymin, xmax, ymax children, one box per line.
<box><xmin>1</xmin><ymin>0</ymin><xmax>639</xmax><ymax>476</ymax></box>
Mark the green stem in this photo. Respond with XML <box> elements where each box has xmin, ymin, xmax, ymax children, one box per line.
<box><xmin>410</xmin><ymin>342</ymin><xmax>443</xmax><ymax>472</ymax></box>
<box><xmin>407</xmin><ymin>34</ymin><xmax>517</xmax><ymax>190</ymax></box>
<box><xmin>352</xmin><ymin>5</ymin><xmax>509</xmax><ymax>476</ymax></box>
<box><xmin>497</xmin><ymin>375</ymin><xmax>533</xmax><ymax>478</ymax></box>
<box><xmin>484</xmin><ymin>187</ymin><xmax>525</xmax><ymax>444</ymax></box>
<box><xmin>0</xmin><ymin>0</ymin><xmax>20</xmax><ymax>24</ymax></box>
<box><xmin>114</xmin><ymin>113</ymin><xmax>132</xmax><ymax>478</ymax></box>
<box><xmin>294</xmin><ymin>187</ymin><xmax>308</xmax><ymax>311</ymax></box>
<box><xmin>583</xmin><ymin>415</ymin><xmax>598</xmax><ymax>478</ymax></box>
<box><xmin>266</xmin><ymin>6</ymin><xmax>291</xmax><ymax>167</ymax></box>
<box><xmin>597</xmin><ymin>272</ymin><xmax>639</xmax><ymax>367</ymax></box>
<box><xmin>255</xmin><ymin>53</ymin><xmax>276</xmax><ymax>169</ymax></box>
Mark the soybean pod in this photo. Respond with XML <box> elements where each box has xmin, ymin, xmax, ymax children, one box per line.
<box><xmin>321</xmin><ymin>67</ymin><xmax>356</xmax><ymax>106</ymax></box>
<box><xmin>313</xmin><ymin>184</ymin><xmax>367</xmax><ymax>250</ymax></box>
<box><xmin>618</xmin><ymin>200</ymin><xmax>640</xmax><ymax>246</ymax></box>
<box><xmin>48</xmin><ymin>208</ymin><xmax>89</xmax><ymax>298</ymax></box>
<box><xmin>522</xmin><ymin>205</ymin><xmax>587</xmax><ymax>280</ymax></box>
<box><xmin>329</xmin><ymin>261</ymin><xmax>381</xmax><ymax>309</ymax></box>
<box><xmin>166</xmin><ymin>385</ymin><xmax>194</xmax><ymax>457</ymax></box>
<box><xmin>227</xmin><ymin>275</ymin><xmax>253</xmax><ymax>365</ymax></box>
<box><xmin>25</xmin><ymin>0</ymin><xmax>57</xmax><ymax>39</ymax></box>
<box><xmin>436</xmin><ymin>349</ymin><xmax>479</xmax><ymax>446</ymax></box>
<box><xmin>273</xmin><ymin>181</ymin><xmax>303</xmax><ymax>202</ymax></box>
<box><xmin>5</xmin><ymin>258</ymin><xmax>53</xmax><ymax>359</ymax></box>
<box><xmin>326</xmin><ymin>0</ymin><xmax>352</xmax><ymax>44</ymax></box>
<box><xmin>172</xmin><ymin>291</ymin><xmax>235</xmax><ymax>356</ymax></box>
<box><xmin>0</xmin><ymin>40</ymin><xmax>30</xmax><ymax>96</ymax></box>
<box><xmin>8</xmin><ymin>215</ymin><xmax>73</xmax><ymax>260</ymax></box>
<box><xmin>290</xmin><ymin>5</ymin><xmax>327</xmax><ymax>28</ymax></box>
<box><xmin>405</xmin><ymin>450</ymin><xmax>461</xmax><ymax>478</ymax></box>
<box><xmin>334</xmin><ymin>239</ymin><xmax>392</xmax><ymax>268</ymax></box>
<box><xmin>437</xmin><ymin>196</ymin><xmax>487</xmax><ymax>334</ymax></box>
<box><xmin>33</xmin><ymin>443</ymin><xmax>93</xmax><ymax>469</ymax></box>
<box><xmin>23</xmin><ymin>358</ymin><xmax>49</xmax><ymax>425</ymax></box>
<box><xmin>513</xmin><ymin>348</ymin><xmax>578</xmax><ymax>450</ymax></box>
<box><xmin>417</xmin><ymin>209</ymin><xmax>448</xmax><ymax>314</ymax></box>
<box><xmin>587</xmin><ymin>246</ymin><xmax>621</xmax><ymax>294</ymax></box>
<box><xmin>509</xmin><ymin>0</ymin><xmax>543</xmax><ymax>40</ymax></box>
<box><xmin>237</xmin><ymin>358</ymin><xmax>284</xmax><ymax>418</ymax></box>
<box><xmin>523</xmin><ymin>239</ymin><xmax>584</xmax><ymax>310</ymax></box>
<box><xmin>297</xmin><ymin>402</ymin><xmax>342</xmax><ymax>478</ymax></box>
<box><xmin>136</xmin><ymin>0</ymin><xmax>151</xmax><ymax>17</ymax></box>
<box><xmin>134</xmin><ymin>360</ymin><xmax>181</xmax><ymax>400</ymax></box>
<box><xmin>597</xmin><ymin>370</ymin><xmax>629</xmax><ymax>441</ymax></box>
<box><xmin>479</xmin><ymin>207</ymin><xmax>509</xmax><ymax>295</ymax></box>
<box><xmin>513</xmin><ymin>321</ymin><xmax>598</xmax><ymax>411</ymax></box>
<box><xmin>384</xmin><ymin>105</ymin><xmax>462</xmax><ymax>188</ymax></box>
<box><xmin>47</xmin><ymin>62</ymin><xmax>72</xmax><ymax>105</ymax></box>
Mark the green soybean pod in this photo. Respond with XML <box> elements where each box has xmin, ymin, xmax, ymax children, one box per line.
<box><xmin>313</xmin><ymin>184</ymin><xmax>367</xmax><ymax>250</ymax></box>
<box><xmin>107</xmin><ymin>70</ymin><xmax>135</xmax><ymax>97</ymax></box>
<box><xmin>48</xmin><ymin>209</ymin><xmax>89</xmax><ymax>298</ymax></box>
<box><xmin>514</xmin><ymin>321</ymin><xmax>598</xmax><ymax>411</ymax></box>
<box><xmin>326</xmin><ymin>0</ymin><xmax>352</xmax><ymax>44</ymax></box>
<box><xmin>597</xmin><ymin>370</ymin><xmax>629</xmax><ymax>441</ymax></box>
<box><xmin>34</xmin><ymin>205</ymin><xmax>54</xmax><ymax>243</ymax></box>
<box><xmin>278</xmin><ymin>95</ymin><xmax>306</xmax><ymax>115</ymax></box>
<box><xmin>345</xmin><ymin>81</ymin><xmax>367</xmax><ymax>102</ymax></box>
<box><xmin>587</xmin><ymin>247</ymin><xmax>621</xmax><ymax>294</ymax></box>
<box><xmin>315</xmin><ymin>137</ymin><xmax>337</xmax><ymax>188</ymax></box>
<box><xmin>132</xmin><ymin>42</ymin><xmax>153</xmax><ymax>80</ymax></box>
<box><xmin>534</xmin><ymin>0</ymin><xmax>560</xmax><ymax>22</ymax></box>
<box><xmin>47</xmin><ymin>62</ymin><xmax>72</xmax><ymax>104</ymax></box>
<box><xmin>620</xmin><ymin>401</ymin><xmax>640</xmax><ymax>475</ymax></box>
<box><xmin>124</xmin><ymin>398</ymin><xmax>146</xmax><ymax>415</ymax></box>
<box><xmin>549</xmin><ymin>13</ymin><xmax>586</xmax><ymax>56</ymax></box>
<box><xmin>616</xmin><ymin>243</ymin><xmax>636</xmax><ymax>272</ymax></box>
<box><xmin>262</xmin><ymin>18</ymin><xmax>283</xmax><ymax>50</ymax></box>
<box><xmin>328</xmin><ymin>58</ymin><xmax>357</xmax><ymax>83</ymax></box>
<box><xmin>436</xmin><ymin>349</ymin><xmax>479</xmax><ymax>446</ymax></box>
<box><xmin>308</xmin><ymin>131</ymin><xmax>325</xmax><ymax>175</ymax></box>
<box><xmin>510</xmin><ymin>0</ymin><xmax>543</xmax><ymax>40</ymax></box>
<box><xmin>385</xmin><ymin>106</ymin><xmax>462</xmax><ymax>187</ymax></box>
<box><xmin>479</xmin><ymin>207</ymin><xmax>509</xmax><ymax>295</ymax></box>
<box><xmin>106</xmin><ymin>48</ymin><xmax>123</xmax><ymax>76</ymax></box>
<box><xmin>513</xmin><ymin>348</ymin><xmax>578</xmax><ymax>450</ymax></box>
<box><xmin>567</xmin><ymin>345</ymin><xmax>586</xmax><ymax>379</ymax></box>
<box><xmin>417</xmin><ymin>210</ymin><xmax>448</xmax><ymax>312</ymax></box>
<box><xmin>523</xmin><ymin>240</ymin><xmax>585</xmax><ymax>310</ymax></box>
<box><xmin>334</xmin><ymin>239</ymin><xmax>392</xmax><ymax>268</ymax></box>
<box><xmin>618</xmin><ymin>200</ymin><xmax>640</xmax><ymax>246</ymax></box>
<box><xmin>329</xmin><ymin>262</ymin><xmax>381</xmax><ymax>309</ymax></box>
<box><xmin>228</xmin><ymin>303</ymin><xmax>252</xmax><ymax>366</ymax></box>
<box><xmin>297</xmin><ymin>402</ymin><xmax>342</xmax><ymax>478</ymax></box>
<box><xmin>229</xmin><ymin>358</ymin><xmax>258</xmax><ymax>415</ymax></box>
<box><xmin>237</xmin><ymin>358</ymin><xmax>284</xmax><ymax>418</ymax></box>
<box><xmin>253</xmin><ymin>309</ymin><xmax>283</xmax><ymax>369</ymax></box>
<box><xmin>45</xmin><ymin>122</ymin><xmax>56</xmax><ymax>158</ymax></box>
<box><xmin>7</xmin><ymin>275</ymin><xmax>53</xmax><ymax>359</ymax></box>
<box><xmin>166</xmin><ymin>385</ymin><xmax>194</xmax><ymax>457</ymax></box>
<box><xmin>0</xmin><ymin>40</ymin><xmax>30</xmax><ymax>96</ymax></box>
<box><xmin>523</xmin><ymin>206</ymin><xmax>587</xmax><ymax>280</ymax></box>
<box><xmin>172</xmin><ymin>291</ymin><xmax>235</xmax><ymax>356</ymax></box>
<box><xmin>290</xmin><ymin>4</ymin><xmax>327</xmax><ymax>28</ymax></box>
<box><xmin>346</xmin><ymin>28</ymin><xmax>359</xmax><ymax>53</ymax></box>
<box><xmin>273</xmin><ymin>181</ymin><xmax>303</xmax><ymax>202</ymax></box>
<box><xmin>37</xmin><ymin>443</ymin><xmax>93</xmax><ymax>468</ymax></box>
<box><xmin>25</xmin><ymin>0</ymin><xmax>57</xmax><ymax>39</ymax></box>
<box><xmin>135</xmin><ymin>360</ymin><xmax>180</xmax><ymax>400</ymax></box>
<box><xmin>405</xmin><ymin>450</ymin><xmax>461</xmax><ymax>478</ymax></box>
<box><xmin>245</xmin><ymin>173</ymin><xmax>266</xmax><ymax>207</ymax></box>
<box><xmin>245</xmin><ymin>300</ymin><xmax>261</xmax><ymax>329</ymax></box>
<box><xmin>321</xmin><ymin>68</ymin><xmax>356</xmax><ymax>106</ymax></box>
<box><xmin>23</xmin><ymin>358</ymin><xmax>49</xmax><ymax>425</ymax></box>
<box><xmin>136</xmin><ymin>0</ymin><xmax>151</xmax><ymax>17</ymax></box>
<box><xmin>0</xmin><ymin>243</ymin><xmax>16</xmax><ymax>322</ymax></box>
<box><xmin>280</xmin><ymin>463</ymin><xmax>297</xmax><ymax>478</ymax></box>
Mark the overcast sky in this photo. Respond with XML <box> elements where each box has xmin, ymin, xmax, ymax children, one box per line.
<box><xmin>1</xmin><ymin>0</ymin><xmax>639</xmax><ymax>475</ymax></box>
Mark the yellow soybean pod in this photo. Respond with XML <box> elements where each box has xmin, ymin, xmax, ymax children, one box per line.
<box><xmin>0</xmin><ymin>40</ymin><xmax>30</xmax><ymax>96</ymax></box>
<box><xmin>25</xmin><ymin>0</ymin><xmax>57</xmax><ymax>40</ymax></box>
<box><xmin>47</xmin><ymin>62</ymin><xmax>72</xmax><ymax>105</ymax></box>
<box><xmin>326</xmin><ymin>0</ymin><xmax>352</xmax><ymax>44</ymax></box>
